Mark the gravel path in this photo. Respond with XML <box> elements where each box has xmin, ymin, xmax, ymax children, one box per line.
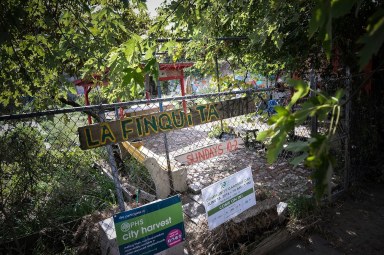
<box><xmin>140</xmin><ymin>119</ymin><xmax>313</xmax><ymax>200</ymax></box>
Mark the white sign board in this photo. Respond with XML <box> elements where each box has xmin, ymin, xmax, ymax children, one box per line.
<box><xmin>201</xmin><ymin>166</ymin><xmax>256</xmax><ymax>230</ymax></box>
<box><xmin>174</xmin><ymin>138</ymin><xmax>244</xmax><ymax>165</ymax></box>
<box><xmin>159</xmin><ymin>69</ymin><xmax>182</xmax><ymax>78</ymax></box>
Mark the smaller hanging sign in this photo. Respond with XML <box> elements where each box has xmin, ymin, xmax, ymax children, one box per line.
<box><xmin>159</xmin><ymin>69</ymin><xmax>183</xmax><ymax>79</ymax></box>
<box><xmin>201</xmin><ymin>166</ymin><xmax>256</xmax><ymax>230</ymax></box>
<box><xmin>113</xmin><ymin>195</ymin><xmax>185</xmax><ymax>255</ymax></box>
<box><xmin>174</xmin><ymin>138</ymin><xmax>244</xmax><ymax>165</ymax></box>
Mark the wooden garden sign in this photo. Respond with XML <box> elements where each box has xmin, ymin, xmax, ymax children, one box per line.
<box><xmin>78</xmin><ymin>97</ymin><xmax>255</xmax><ymax>150</ymax></box>
<box><xmin>174</xmin><ymin>138</ymin><xmax>244</xmax><ymax>165</ymax></box>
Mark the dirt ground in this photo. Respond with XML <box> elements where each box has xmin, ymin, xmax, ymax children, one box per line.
<box><xmin>274</xmin><ymin>180</ymin><xmax>384</xmax><ymax>255</ymax></box>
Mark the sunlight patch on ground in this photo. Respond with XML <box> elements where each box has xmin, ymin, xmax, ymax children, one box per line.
<box><xmin>346</xmin><ymin>230</ymin><xmax>357</xmax><ymax>236</ymax></box>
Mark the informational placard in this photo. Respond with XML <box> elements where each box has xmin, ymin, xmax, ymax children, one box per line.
<box><xmin>159</xmin><ymin>69</ymin><xmax>182</xmax><ymax>79</ymax></box>
<box><xmin>201</xmin><ymin>166</ymin><xmax>256</xmax><ymax>230</ymax></box>
<box><xmin>113</xmin><ymin>195</ymin><xmax>185</xmax><ymax>255</ymax></box>
<box><xmin>78</xmin><ymin>97</ymin><xmax>255</xmax><ymax>150</ymax></box>
<box><xmin>174</xmin><ymin>138</ymin><xmax>244</xmax><ymax>165</ymax></box>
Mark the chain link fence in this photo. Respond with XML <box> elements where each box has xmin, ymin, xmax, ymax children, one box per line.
<box><xmin>0</xmin><ymin>86</ymin><xmax>342</xmax><ymax>254</ymax></box>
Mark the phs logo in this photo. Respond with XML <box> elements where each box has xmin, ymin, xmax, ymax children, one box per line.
<box><xmin>121</xmin><ymin>222</ymin><xmax>130</xmax><ymax>232</ymax></box>
<box><xmin>121</xmin><ymin>219</ymin><xmax>144</xmax><ymax>232</ymax></box>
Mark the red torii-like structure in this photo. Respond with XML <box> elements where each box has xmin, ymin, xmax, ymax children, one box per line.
<box><xmin>74</xmin><ymin>62</ymin><xmax>194</xmax><ymax>124</ymax></box>
<box><xmin>74</xmin><ymin>72</ymin><xmax>109</xmax><ymax>124</ymax></box>
<box><xmin>157</xmin><ymin>62</ymin><xmax>194</xmax><ymax>113</ymax></box>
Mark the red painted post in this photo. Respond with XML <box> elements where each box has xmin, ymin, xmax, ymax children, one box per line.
<box><xmin>180</xmin><ymin>70</ymin><xmax>187</xmax><ymax>113</ymax></box>
<box><xmin>84</xmin><ymin>85</ymin><xmax>92</xmax><ymax>124</ymax></box>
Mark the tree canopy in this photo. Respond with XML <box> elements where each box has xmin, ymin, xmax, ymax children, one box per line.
<box><xmin>159</xmin><ymin>0</ymin><xmax>383</xmax><ymax>75</ymax></box>
<box><xmin>0</xmin><ymin>0</ymin><xmax>153</xmax><ymax>113</ymax></box>
<box><xmin>1</xmin><ymin>0</ymin><xmax>383</xmax><ymax>113</ymax></box>
<box><xmin>0</xmin><ymin>0</ymin><xmax>383</xmax><ymax>200</ymax></box>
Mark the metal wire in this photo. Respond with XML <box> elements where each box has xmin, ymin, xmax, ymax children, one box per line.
<box><xmin>0</xmin><ymin>87</ymin><xmax>345</xmax><ymax>254</ymax></box>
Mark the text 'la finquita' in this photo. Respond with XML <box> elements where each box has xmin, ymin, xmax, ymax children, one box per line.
<box><xmin>78</xmin><ymin>97</ymin><xmax>255</xmax><ymax>150</ymax></box>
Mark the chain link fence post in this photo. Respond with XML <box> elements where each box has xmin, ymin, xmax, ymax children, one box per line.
<box><xmin>343</xmin><ymin>66</ymin><xmax>351</xmax><ymax>189</ymax></box>
<box><xmin>99</xmin><ymin>107</ymin><xmax>126</xmax><ymax>212</ymax></box>
<box><xmin>215</xmin><ymin>54</ymin><xmax>224</xmax><ymax>133</ymax></box>
<box><xmin>156</xmin><ymin>62</ymin><xmax>174</xmax><ymax>193</ymax></box>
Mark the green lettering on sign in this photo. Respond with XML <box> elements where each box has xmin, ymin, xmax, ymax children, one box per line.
<box><xmin>207</xmin><ymin>188</ymin><xmax>254</xmax><ymax>216</ymax></box>
<box><xmin>207</xmin><ymin>104</ymin><xmax>220</xmax><ymax>121</ymax></box>
<box><xmin>135</xmin><ymin>118</ymin><xmax>143</xmax><ymax>137</ymax></box>
<box><xmin>171</xmin><ymin>111</ymin><xmax>185</xmax><ymax>128</ymax></box>
<box><xmin>121</xmin><ymin>118</ymin><xmax>133</xmax><ymax>140</ymax></box>
<box><xmin>143</xmin><ymin>115</ymin><xmax>159</xmax><ymax>135</ymax></box>
<box><xmin>100</xmin><ymin>123</ymin><xmax>116</xmax><ymax>144</ymax></box>
<box><xmin>195</xmin><ymin>105</ymin><xmax>206</xmax><ymax>122</ymax></box>
<box><xmin>84</xmin><ymin>128</ymin><xmax>100</xmax><ymax>148</ymax></box>
<box><xmin>159</xmin><ymin>113</ymin><xmax>172</xmax><ymax>131</ymax></box>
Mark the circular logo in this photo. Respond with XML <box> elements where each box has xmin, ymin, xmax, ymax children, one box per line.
<box><xmin>121</xmin><ymin>222</ymin><xmax>130</xmax><ymax>232</ymax></box>
<box><xmin>166</xmin><ymin>229</ymin><xmax>183</xmax><ymax>247</ymax></box>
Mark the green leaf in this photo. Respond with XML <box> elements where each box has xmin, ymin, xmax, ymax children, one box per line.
<box><xmin>334</xmin><ymin>89</ymin><xmax>344</xmax><ymax>100</ymax></box>
<box><xmin>308</xmin><ymin>1</ymin><xmax>327</xmax><ymax>38</ymax></box>
<box><xmin>274</xmin><ymin>105</ymin><xmax>289</xmax><ymax>116</ymax></box>
<box><xmin>331</xmin><ymin>0</ymin><xmax>356</xmax><ymax>18</ymax></box>
<box><xmin>285</xmin><ymin>141</ymin><xmax>309</xmax><ymax>153</ymax></box>
<box><xmin>267</xmin><ymin>131</ymin><xmax>286</xmax><ymax>163</ymax></box>
<box><xmin>131</xmin><ymin>69</ymin><xmax>145</xmax><ymax>86</ymax></box>
<box><xmin>123</xmin><ymin>39</ymin><xmax>137</xmax><ymax>62</ymax></box>
<box><xmin>323</xmin><ymin>29</ymin><xmax>332</xmax><ymax>60</ymax></box>
<box><xmin>358</xmin><ymin>8</ymin><xmax>384</xmax><ymax>69</ymax></box>
<box><xmin>287</xmin><ymin>79</ymin><xmax>310</xmax><ymax>108</ymax></box>
<box><xmin>68</xmin><ymin>86</ymin><xmax>77</xmax><ymax>95</ymax></box>
<box><xmin>294</xmin><ymin>109</ymin><xmax>312</xmax><ymax>124</ymax></box>
<box><xmin>290</xmin><ymin>152</ymin><xmax>308</xmax><ymax>166</ymax></box>
<box><xmin>268</xmin><ymin>114</ymin><xmax>281</xmax><ymax>124</ymax></box>
<box><xmin>256</xmin><ymin>129</ymin><xmax>274</xmax><ymax>141</ymax></box>
<box><xmin>143</xmin><ymin>58</ymin><xmax>157</xmax><ymax>73</ymax></box>
<box><xmin>160</xmin><ymin>40</ymin><xmax>177</xmax><ymax>52</ymax></box>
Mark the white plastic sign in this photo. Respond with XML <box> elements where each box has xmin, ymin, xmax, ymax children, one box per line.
<box><xmin>201</xmin><ymin>166</ymin><xmax>256</xmax><ymax>230</ymax></box>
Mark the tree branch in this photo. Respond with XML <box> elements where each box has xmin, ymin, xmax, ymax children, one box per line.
<box><xmin>58</xmin><ymin>96</ymin><xmax>100</xmax><ymax>122</ymax></box>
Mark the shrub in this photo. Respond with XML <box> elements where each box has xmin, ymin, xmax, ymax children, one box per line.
<box><xmin>0</xmin><ymin>123</ymin><xmax>117</xmax><ymax>246</ymax></box>
<box><xmin>208</xmin><ymin>122</ymin><xmax>232</xmax><ymax>138</ymax></box>
<box><xmin>287</xmin><ymin>195</ymin><xmax>316</xmax><ymax>219</ymax></box>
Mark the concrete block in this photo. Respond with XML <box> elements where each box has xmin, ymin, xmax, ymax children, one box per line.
<box><xmin>144</xmin><ymin>157</ymin><xmax>171</xmax><ymax>199</ymax></box>
<box><xmin>172</xmin><ymin>167</ymin><xmax>188</xmax><ymax>192</ymax></box>
<box><xmin>277</xmin><ymin>201</ymin><xmax>288</xmax><ymax>223</ymax></box>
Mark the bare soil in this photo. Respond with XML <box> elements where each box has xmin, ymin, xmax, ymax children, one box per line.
<box><xmin>318</xmin><ymin>181</ymin><xmax>384</xmax><ymax>254</ymax></box>
<box><xmin>274</xmin><ymin>180</ymin><xmax>384</xmax><ymax>255</ymax></box>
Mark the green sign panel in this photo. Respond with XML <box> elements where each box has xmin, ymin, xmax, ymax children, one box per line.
<box><xmin>113</xmin><ymin>195</ymin><xmax>185</xmax><ymax>255</ymax></box>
